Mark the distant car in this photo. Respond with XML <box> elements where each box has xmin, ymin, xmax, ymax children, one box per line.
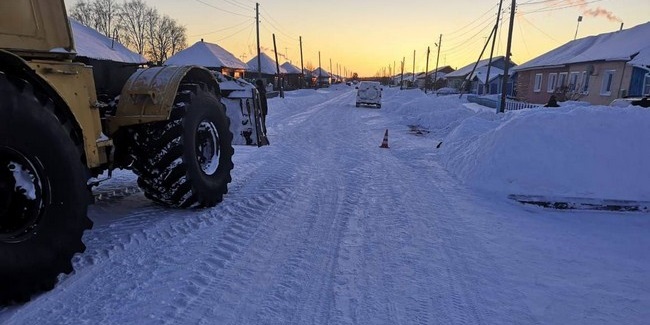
<box><xmin>609</xmin><ymin>96</ymin><xmax>650</xmax><ymax>108</ymax></box>
<box><xmin>356</xmin><ymin>81</ymin><xmax>383</xmax><ymax>108</ymax></box>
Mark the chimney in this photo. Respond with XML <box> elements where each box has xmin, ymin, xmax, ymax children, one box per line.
<box><xmin>620</xmin><ymin>23</ymin><xmax>624</xmax><ymax>31</ymax></box>
<box><xmin>201</xmin><ymin>38</ymin><xmax>204</xmax><ymax>42</ymax></box>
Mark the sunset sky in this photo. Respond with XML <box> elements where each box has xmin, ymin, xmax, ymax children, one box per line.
<box><xmin>64</xmin><ymin>0</ymin><xmax>650</xmax><ymax>77</ymax></box>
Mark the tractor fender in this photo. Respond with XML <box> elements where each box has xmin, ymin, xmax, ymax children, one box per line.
<box><xmin>108</xmin><ymin>65</ymin><xmax>221</xmax><ymax>135</ymax></box>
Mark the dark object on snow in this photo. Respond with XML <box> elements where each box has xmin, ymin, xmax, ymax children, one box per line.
<box><xmin>436</xmin><ymin>142</ymin><xmax>443</xmax><ymax>148</ymax></box>
<box><xmin>255</xmin><ymin>79</ymin><xmax>268</xmax><ymax>134</ymax></box>
<box><xmin>631</xmin><ymin>97</ymin><xmax>650</xmax><ymax>108</ymax></box>
<box><xmin>508</xmin><ymin>194</ymin><xmax>650</xmax><ymax>212</ymax></box>
<box><xmin>544</xmin><ymin>95</ymin><xmax>560</xmax><ymax>107</ymax></box>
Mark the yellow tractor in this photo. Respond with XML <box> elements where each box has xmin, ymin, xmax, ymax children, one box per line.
<box><xmin>0</xmin><ymin>0</ymin><xmax>235</xmax><ymax>303</ymax></box>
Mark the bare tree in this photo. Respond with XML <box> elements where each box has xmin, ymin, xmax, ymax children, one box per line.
<box><xmin>146</xmin><ymin>15</ymin><xmax>187</xmax><ymax>64</ymax></box>
<box><xmin>119</xmin><ymin>0</ymin><xmax>153</xmax><ymax>55</ymax></box>
<box><xmin>169</xmin><ymin>22</ymin><xmax>187</xmax><ymax>59</ymax></box>
<box><xmin>92</xmin><ymin>0</ymin><xmax>120</xmax><ymax>37</ymax></box>
<box><xmin>69</xmin><ymin>0</ymin><xmax>94</xmax><ymax>27</ymax></box>
<box><xmin>69</xmin><ymin>0</ymin><xmax>120</xmax><ymax>38</ymax></box>
<box><xmin>69</xmin><ymin>0</ymin><xmax>187</xmax><ymax>63</ymax></box>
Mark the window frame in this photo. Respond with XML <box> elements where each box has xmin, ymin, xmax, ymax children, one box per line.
<box><xmin>581</xmin><ymin>71</ymin><xmax>590</xmax><ymax>94</ymax></box>
<box><xmin>547</xmin><ymin>73</ymin><xmax>558</xmax><ymax>93</ymax></box>
<box><xmin>569</xmin><ymin>72</ymin><xmax>580</xmax><ymax>91</ymax></box>
<box><xmin>643</xmin><ymin>72</ymin><xmax>650</xmax><ymax>96</ymax></box>
<box><xmin>558</xmin><ymin>72</ymin><xmax>568</xmax><ymax>88</ymax></box>
<box><xmin>600</xmin><ymin>70</ymin><xmax>616</xmax><ymax>96</ymax></box>
<box><xmin>533</xmin><ymin>73</ymin><xmax>543</xmax><ymax>93</ymax></box>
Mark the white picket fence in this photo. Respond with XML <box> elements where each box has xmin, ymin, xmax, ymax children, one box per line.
<box><xmin>466</xmin><ymin>95</ymin><xmax>542</xmax><ymax>112</ymax></box>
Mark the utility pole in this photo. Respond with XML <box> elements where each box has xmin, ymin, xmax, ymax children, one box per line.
<box><xmin>255</xmin><ymin>2</ymin><xmax>261</xmax><ymax>80</ymax></box>
<box><xmin>412</xmin><ymin>50</ymin><xmax>416</xmax><ymax>85</ymax></box>
<box><xmin>329</xmin><ymin>58</ymin><xmax>333</xmax><ymax>84</ymax></box>
<box><xmin>318</xmin><ymin>51</ymin><xmax>322</xmax><ymax>89</ymax></box>
<box><xmin>499</xmin><ymin>0</ymin><xmax>517</xmax><ymax>113</ymax></box>
<box><xmin>486</xmin><ymin>0</ymin><xmax>504</xmax><ymax>95</ymax></box>
<box><xmin>459</xmin><ymin>25</ymin><xmax>496</xmax><ymax>99</ymax></box>
<box><xmin>433</xmin><ymin>34</ymin><xmax>442</xmax><ymax>91</ymax></box>
<box><xmin>299</xmin><ymin>36</ymin><xmax>304</xmax><ymax>88</ymax></box>
<box><xmin>273</xmin><ymin>34</ymin><xmax>284</xmax><ymax>98</ymax></box>
<box><xmin>424</xmin><ymin>46</ymin><xmax>430</xmax><ymax>94</ymax></box>
<box><xmin>400</xmin><ymin>57</ymin><xmax>405</xmax><ymax>90</ymax></box>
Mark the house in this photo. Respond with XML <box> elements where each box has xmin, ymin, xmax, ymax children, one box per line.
<box><xmin>164</xmin><ymin>39</ymin><xmax>248</xmax><ymax>78</ymax></box>
<box><xmin>303</xmin><ymin>68</ymin><xmax>315</xmax><ymax>87</ymax></box>
<box><xmin>70</xmin><ymin>19</ymin><xmax>147</xmax><ymax>99</ymax></box>
<box><xmin>467</xmin><ymin>65</ymin><xmax>515</xmax><ymax>95</ymax></box>
<box><xmin>246</xmin><ymin>52</ymin><xmax>287</xmax><ymax>89</ymax></box>
<box><xmin>444</xmin><ymin>56</ymin><xmax>517</xmax><ymax>95</ymax></box>
<box><xmin>414</xmin><ymin>65</ymin><xmax>455</xmax><ymax>90</ymax></box>
<box><xmin>513</xmin><ymin>22</ymin><xmax>650</xmax><ymax>105</ymax></box>
<box><xmin>280</xmin><ymin>61</ymin><xmax>303</xmax><ymax>90</ymax></box>
<box><xmin>312</xmin><ymin>67</ymin><xmax>331</xmax><ymax>87</ymax></box>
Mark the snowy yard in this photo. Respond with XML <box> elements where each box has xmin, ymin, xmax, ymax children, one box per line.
<box><xmin>1</xmin><ymin>85</ymin><xmax>649</xmax><ymax>324</ymax></box>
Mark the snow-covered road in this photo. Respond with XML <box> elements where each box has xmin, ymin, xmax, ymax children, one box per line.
<box><xmin>1</xmin><ymin>85</ymin><xmax>648</xmax><ymax>324</ymax></box>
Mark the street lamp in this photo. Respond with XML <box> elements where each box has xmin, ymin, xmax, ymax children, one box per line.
<box><xmin>574</xmin><ymin>16</ymin><xmax>583</xmax><ymax>40</ymax></box>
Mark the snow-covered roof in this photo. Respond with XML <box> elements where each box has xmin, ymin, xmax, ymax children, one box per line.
<box><xmin>281</xmin><ymin>62</ymin><xmax>302</xmax><ymax>74</ymax></box>
<box><xmin>70</xmin><ymin>19</ymin><xmax>146</xmax><ymax>64</ymax></box>
<box><xmin>164</xmin><ymin>40</ymin><xmax>248</xmax><ymax>70</ymax></box>
<box><xmin>515</xmin><ymin>22</ymin><xmax>650</xmax><ymax>71</ymax></box>
<box><xmin>469</xmin><ymin>66</ymin><xmax>507</xmax><ymax>83</ymax></box>
<box><xmin>446</xmin><ymin>56</ymin><xmax>506</xmax><ymax>78</ymax></box>
<box><xmin>630</xmin><ymin>50</ymin><xmax>650</xmax><ymax>66</ymax></box>
<box><xmin>246</xmin><ymin>52</ymin><xmax>286</xmax><ymax>74</ymax></box>
<box><xmin>312</xmin><ymin>67</ymin><xmax>330</xmax><ymax>77</ymax></box>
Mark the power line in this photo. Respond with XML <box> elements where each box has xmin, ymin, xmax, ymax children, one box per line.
<box><xmin>217</xmin><ymin>0</ymin><xmax>251</xmax><ymax>11</ymax></box>
<box><xmin>189</xmin><ymin>19</ymin><xmax>252</xmax><ymax>37</ymax></box>
<box><xmin>214</xmin><ymin>22</ymin><xmax>255</xmax><ymax>41</ymax></box>
<box><xmin>260</xmin><ymin>11</ymin><xmax>297</xmax><ymax>40</ymax></box>
<box><xmin>519</xmin><ymin>0</ymin><xmax>603</xmax><ymax>15</ymax></box>
<box><xmin>444</xmin><ymin>3</ymin><xmax>499</xmax><ymax>36</ymax></box>
<box><xmin>193</xmin><ymin>0</ymin><xmax>253</xmax><ymax>18</ymax></box>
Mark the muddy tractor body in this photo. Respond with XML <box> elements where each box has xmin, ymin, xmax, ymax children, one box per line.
<box><xmin>0</xmin><ymin>0</ymin><xmax>238</xmax><ymax>303</ymax></box>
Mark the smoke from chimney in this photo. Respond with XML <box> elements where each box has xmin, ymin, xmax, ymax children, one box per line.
<box><xmin>584</xmin><ymin>7</ymin><xmax>622</xmax><ymax>22</ymax></box>
<box><xmin>562</xmin><ymin>0</ymin><xmax>622</xmax><ymax>22</ymax></box>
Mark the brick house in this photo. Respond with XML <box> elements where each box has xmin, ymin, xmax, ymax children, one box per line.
<box><xmin>513</xmin><ymin>22</ymin><xmax>650</xmax><ymax>105</ymax></box>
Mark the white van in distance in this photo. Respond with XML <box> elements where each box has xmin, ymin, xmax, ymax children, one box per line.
<box><xmin>356</xmin><ymin>81</ymin><xmax>383</xmax><ymax>108</ymax></box>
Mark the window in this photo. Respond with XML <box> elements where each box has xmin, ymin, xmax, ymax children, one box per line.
<box><xmin>547</xmin><ymin>73</ymin><xmax>558</xmax><ymax>93</ymax></box>
<box><xmin>581</xmin><ymin>71</ymin><xmax>590</xmax><ymax>94</ymax></box>
<box><xmin>533</xmin><ymin>73</ymin><xmax>543</xmax><ymax>92</ymax></box>
<box><xmin>644</xmin><ymin>73</ymin><xmax>650</xmax><ymax>96</ymax></box>
<box><xmin>600</xmin><ymin>70</ymin><xmax>616</xmax><ymax>96</ymax></box>
<box><xmin>569</xmin><ymin>72</ymin><xmax>580</xmax><ymax>91</ymax></box>
<box><xmin>558</xmin><ymin>72</ymin><xmax>568</xmax><ymax>88</ymax></box>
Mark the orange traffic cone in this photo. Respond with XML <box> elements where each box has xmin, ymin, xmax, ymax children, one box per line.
<box><xmin>379</xmin><ymin>129</ymin><xmax>389</xmax><ymax>148</ymax></box>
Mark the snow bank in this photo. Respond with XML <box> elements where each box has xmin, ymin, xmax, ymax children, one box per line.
<box><xmin>386</xmin><ymin>89</ymin><xmax>650</xmax><ymax>201</ymax></box>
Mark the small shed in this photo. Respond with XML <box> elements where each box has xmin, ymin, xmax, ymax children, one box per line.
<box><xmin>246</xmin><ymin>52</ymin><xmax>287</xmax><ymax>90</ymax></box>
<box><xmin>312</xmin><ymin>67</ymin><xmax>331</xmax><ymax>87</ymax></box>
<box><xmin>281</xmin><ymin>62</ymin><xmax>303</xmax><ymax>90</ymax></box>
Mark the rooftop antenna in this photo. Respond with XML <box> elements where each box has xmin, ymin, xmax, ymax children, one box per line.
<box><xmin>574</xmin><ymin>15</ymin><xmax>583</xmax><ymax>40</ymax></box>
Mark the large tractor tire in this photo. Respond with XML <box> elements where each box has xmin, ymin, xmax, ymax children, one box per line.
<box><xmin>0</xmin><ymin>73</ymin><xmax>92</xmax><ymax>304</ymax></box>
<box><xmin>130</xmin><ymin>85</ymin><xmax>234</xmax><ymax>208</ymax></box>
